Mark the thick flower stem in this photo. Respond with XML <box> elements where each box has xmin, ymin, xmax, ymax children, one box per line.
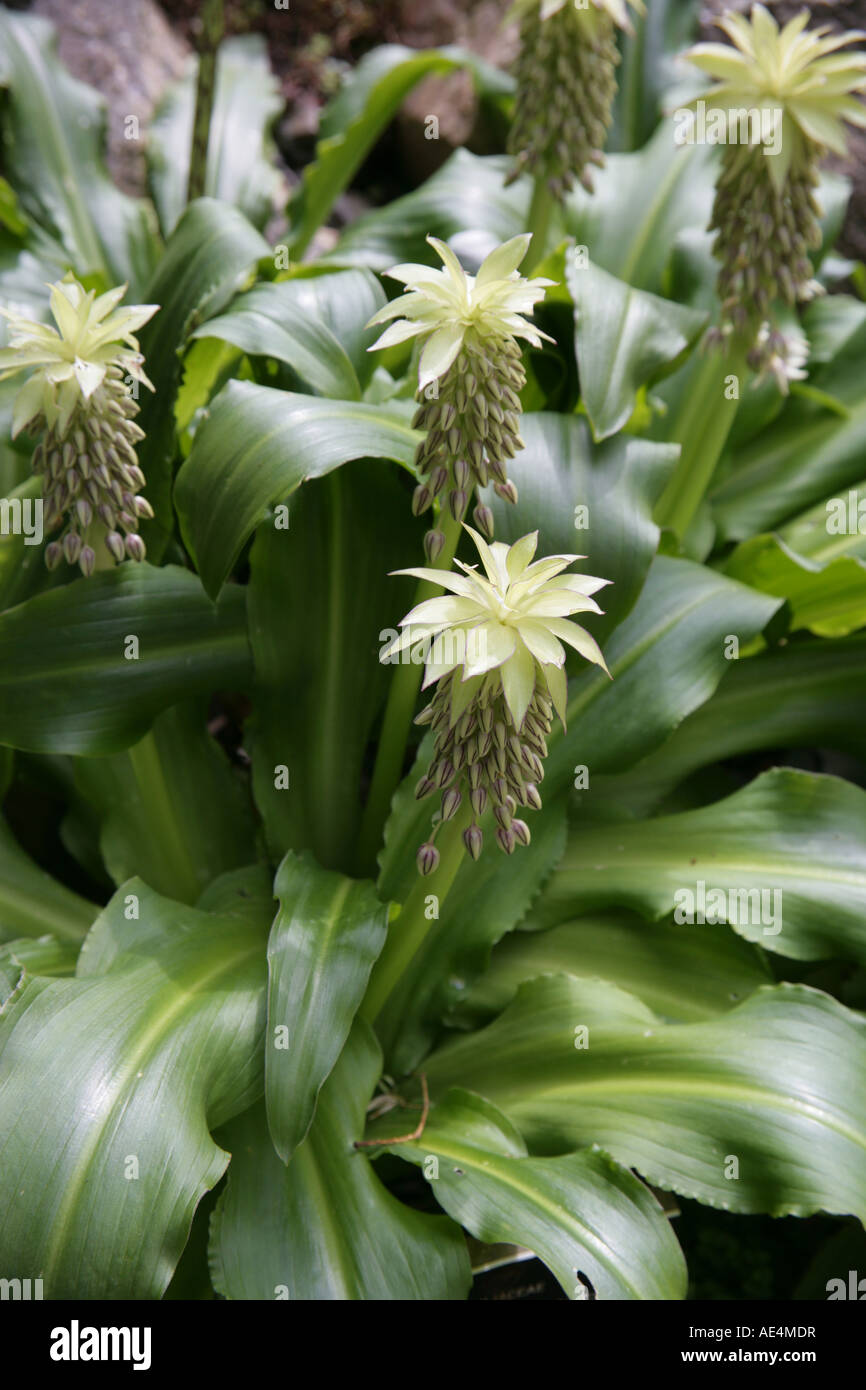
<box><xmin>355</xmin><ymin>510</ymin><xmax>462</xmax><ymax>876</ymax></box>
<box><xmin>653</xmin><ymin>337</ymin><xmax>749</xmax><ymax>539</ymax></box>
<box><xmin>526</xmin><ymin>176</ymin><xmax>554</xmax><ymax>272</ymax></box>
<box><xmin>361</xmin><ymin>809</ymin><xmax>468</xmax><ymax>1023</ymax></box>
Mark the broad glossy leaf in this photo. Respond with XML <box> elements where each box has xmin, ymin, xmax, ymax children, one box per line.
<box><xmin>0</xmin><ymin>879</ymin><xmax>269</xmax><ymax>1298</ymax></box>
<box><xmin>0</xmin><ymin>933</ymin><xmax>78</xmax><ymax>977</ymax></box>
<box><xmin>541</xmin><ymin>768</ymin><xmax>866</xmax><ymax>966</ymax></box>
<box><xmin>210</xmin><ymin>1023</ymin><xmax>471</xmax><ymax>1300</ymax></box>
<box><xmin>479</xmin><ymin>413</ymin><xmax>678</xmax><ymax>641</ymax></box>
<box><xmin>0</xmin><ymin>9</ymin><xmax>159</xmax><ymax>293</ymax></box>
<box><xmin>375</xmin><ymin>1090</ymin><xmax>687</xmax><ymax>1300</ymax></box>
<box><xmin>137</xmin><ymin>199</ymin><xmax>270</xmax><ymax>556</ymax></box>
<box><xmin>191</xmin><ymin>271</ymin><xmax>386</xmax><ymax>401</ymax></box>
<box><xmin>290</xmin><ymin>45</ymin><xmax>512</xmax><ymax>257</ymax></box>
<box><xmin>424</xmin><ymin>975</ymin><xmax>866</xmax><ymax>1219</ymax></box>
<box><xmin>610</xmin><ymin>3</ymin><xmax>700</xmax><ymax>153</ymax></box>
<box><xmin>73</xmin><ymin>702</ymin><xmax>257</xmax><ymax>904</ymax></box>
<box><xmin>175</xmin><ymin>380</ymin><xmax>420</xmax><ymax>598</ymax></box>
<box><xmin>567</xmin><ymin>259</ymin><xmax>705</xmax><ymax>440</ymax></box>
<box><xmin>563</xmin><ymin>123</ymin><xmax>716</xmax><ymax>294</ymax></box>
<box><xmin>711</xmin><ymin>358</ymin><xmax>866</xmax><ymax>542</ymax></box>
<box><xmin>460</xmin><ymin>910</ymin><xmax>772</xmax><ymax>1025</ymax></box>
<box><xmin>592</xmin><ymin>633</ymin><xmax>866</xmax><ymax>824</ymax></box>
<box><xmin>724</xmin><ymin>533</ymin><xmax>866</xmax><ymax>637</ymax></box>
<box><xmin>544</xmin><ymin>554</ymin><xmax>781</xmax><ymax>797</ymax></box>
<box><xmin>0</xmin><ymin>815</ymin><xmax>95</xmax><ymax>944</ymax></box>
<box><xmin>148</xmin><ymin>35</ymin><xmax>283</xmax><ymax>236</ymax></box>
<box><xmin>329</xmin><ymin>150</ymin><xmax>526</xmax><ymax>271</ymax></box>
<box><xmin>266</xmin><ymin>853</ymin><xmax>387</xmax><ymax>1161</ymax></box>
<box><xmin>0</xmin><ymin>564</ymin><xmax>250</xmax><ymax>755</ymax></box>
<box><xmin>248</xmin><ymin>461</ymin><xmax>422</xmax><ymax>869</ymax></box>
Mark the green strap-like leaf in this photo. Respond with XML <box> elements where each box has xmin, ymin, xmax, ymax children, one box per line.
<box><xmin>0</xmin><ymin>9</ymin><xmax>160</xmax><ymax>293</ymax></box>
<box><xmin>541</xmin><ymin>767</ymin><xmax>866</xmax><ymax>966</ymax></box>
<box><xmin>567</xmin><ymin>259</ymin><xmax>706</xmax><ymax>440</ymax></box>
<box><xmin>210</xmin><ymin>1023</ymin><xmax>471</xmax><ymax>1300</ymax></box>
<box><xmin>590</xmin><ymin>632</ymin><xmax>866</xmax><ymax>819</ymax></box>
<box><xmin>544</xmin><ymin>554</ymin><xmax>781</xmax><ymax>797</ymax></box>
<box><xmin>0</xmin><ymin>816</ymin><xmax>95</xmax><ymax>944</ymax></box>
<box><xmin>724</xmin><ymin>533</ymin><xmax>866</xmax><ymax>638</ymax></box>
<box><xmin>265</xmin><ymin>853</ymin><xmax>387</xmax><ymax>1162</ymax></box>
<box><xmin>247</xmin><ymin>462</ymin><xmax>423</xmax><ymax>869</ymax></box>
<box><xmin>480</xmin><ymin>413</ymin><xmax>678</xmax><ymax>641</ymax></box>
<box><xmin>374</xmin><ymin>1089</ymin><xmax>687</xmax><ymax>1300</ymax></box>
<box><xmin>460</xmin><ymin>910</ymin><xmax>772</xmax><ymax>1025</ymax></box>
<box><xmin>175</xmin><ymin>380</ymin><xmax>420</xmax><ymax>598</ymax></box>
<box><xmin>0</xmin><ymin>879</ymin><xmax>270</xmax><ymax>1298</ymax></box>
<box><xmin>136</xmin><ymin>199</ymin><xmax>270</xmax><ymax>556</ymax></box>
<box><xmin>73</xmin><ymin>702</ymin><xmax>258</xmax><ymax>904</ymax></box>
<box><xmin>0</xmin><ymin>564</ymin><xmax>250</xmax><ymax>754</ymax></box>
<box><xmin>424</xmin><ymin>975</ymin><xmax>866</xmax><ymax>1219</ymax></box>
<box><xmin>290</xmin><ymin>44</ymin><xmax>513</xmax><ymax>257</ymax></box>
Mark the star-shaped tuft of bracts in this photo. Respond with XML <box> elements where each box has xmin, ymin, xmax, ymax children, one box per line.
<box><xmin>382</xmin><ymin>525</ymin><xmax>611</xmax><ymax>873</ymax></box>
<box><xmin>0</xmin><ymin>274</ymin><xmax>158</xmax><ymax>574</ymax></box>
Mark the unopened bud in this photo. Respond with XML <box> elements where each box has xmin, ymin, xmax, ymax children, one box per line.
<box><xmin>417</xmin><ymin>842</ymin><xmax>440</xmax><ymax>876</ymax></box>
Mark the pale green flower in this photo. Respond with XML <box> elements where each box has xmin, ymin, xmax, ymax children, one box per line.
<box><xmin>0</xmin><ymin>277</ymin><xmax>157</xmax><ymax>438</ymax></box>
<box><xmin>685</xmin><ymin>4</ymin><xmax>866</xmax><ymax>187</ymax></box>
<box><xmin>683</xmin><ymin>5</ymin><xmax>866</xmax><ymax>359</ymax></box>
<box><xmin>368</xmin><ymin>234</ymin><xmax>552</xmax><ymax>550</ymax></box>
<box><xmin>368</xmin><ymin>233</ymin><xmax>553</xmax><ymax>392</ymax></box>
<box><xmin>383</xmin><ymin>526</ymin><xmax>610</xmax><ymax>870</ymax></box>
<box><xmin>0</xmin><ymin>274</ymin><xmax>158</xmax><ymax>575</ymax></box>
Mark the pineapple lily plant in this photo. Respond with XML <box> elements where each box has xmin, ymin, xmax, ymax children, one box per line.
<box><xmin>1</xmin><ymin>0</ymin><xmax>866</xmax><ymax>1305</ymax></box>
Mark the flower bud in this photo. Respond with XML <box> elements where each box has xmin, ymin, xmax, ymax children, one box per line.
<box><xmin>424</xmin><ymin>528</ymin><xmax>446</xmax><ymax>563</ymax></box>
<box><xmin>417</xmin><ymin>842</ymin><xmax>440</xmax><ymax>876</ymax></box>
<box><xmin>463</xmin><ymin>824</ymin><xmax>484</xmax><ymax>861</ymax></box>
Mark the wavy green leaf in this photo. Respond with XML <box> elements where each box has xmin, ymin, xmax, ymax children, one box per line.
<box><xmin>540</xmin><ymin>768</ymin><xmax>866</xmax><ymax>966</ymax></box>
<box><xmin>0</xmin><ymin>564</ymin><xmax>250</xmax><ymax>755</ymax></box>
<box><xmin>590</xmin><ymin>632</ymin><xmax>866</xmax><ymax>818</ymax></box>
<box><xmin>73</xmin><ymin>702</ymin><xmax>257</xmax><ymax>904</ymax></box>
<box><xmin>0</xmin><ymin>9</ymin><xmax>159</xmax><ymax>293</ymax></box>
<box><xmin>0</xmin><ymin>815</ymin><xmax>95</xmax><ymax>944</ymax></box>
<box><xmin>460</xmin><ymin>910</ymin><xmax>772</xmax><ymax>1025</ymax></box>
<box><xmin>248</xmin><ymin>461</ymin><xmax>422</xmax><ymax>869</ymax></box>
<box><xmin>0</xmin><ymin>879</ymin><xmax>269</xmax><ymax>1298</ymax></box>
<box><xmin>424</xmin><ymin>976</ymin><xmax>866</xmax><ymax>1218</ymax></box>
<box><xmin>210</xmin><ymin>1023</ymin><xmax>471</xmax><ymax>1300</ymax></box>
<box><xmin>724</xmin><ymin>533</ymin><xmax>866</xmax><ymax>637</ymax></box>
<box><xmin>266</xmin><ymin>853</ymin><xmax>387</xmax><ymax>1162</ymax></box>
<box><xmin>191</xmin><ymin>272</ymin><xmax>385</xmax><ymax>401</ymax></box>
<box><xmin>290</xmin><ymin>45</ymin><xmax>512</xmax><ymax>257</ymax></box>
<box><xmin>175</xmin><ymin>380</ymin><xmax>420</xmax><ymax>598</ymax></box>
<box><xmin>137</xmin><ymin>199</ymin><xmax>270</xmax><ymax>556</ymax></box>
<box><xmin>567</xmin><ymin>259</ymin><xmax>705</xmax><ymax>440</ymax></box>
<box><xmin>544</xmin><ymin>554</ymin><xmax>781</xmax><ymax>797</ymax></box>
<box><xmin>374</xmin><ymin>1089</ymin><xmax>687</xmax><ymax>1300</ymax></box>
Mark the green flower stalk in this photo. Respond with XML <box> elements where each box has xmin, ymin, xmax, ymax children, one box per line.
<box><xmin>381</xmin><ymin>525</ymin><xmax>610</xmax><ymax>874</ymax></box>
<box><xmin>0</xmin><ymin>275</ymin><xmax>158</xmax><ymax>575</ymax></box>
<box><xmin>506</xmin><ymin>0</ymin><xmax>644</xmax><ymax>199</ymax></box>
<box><xmin>367</xmin><ymin>235</ymin><xmax>552</xmax><ymax>557</ymax></box>
<box><xmin>683</xmin><ymin>5</ymin><xmax>866</xmax><ymax>371</ymax></box>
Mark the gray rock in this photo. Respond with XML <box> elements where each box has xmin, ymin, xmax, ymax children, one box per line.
<box><xmin>33</xmin><ymin>0</ymin><xmax>189</xmax><ymax>197</ymax></box>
